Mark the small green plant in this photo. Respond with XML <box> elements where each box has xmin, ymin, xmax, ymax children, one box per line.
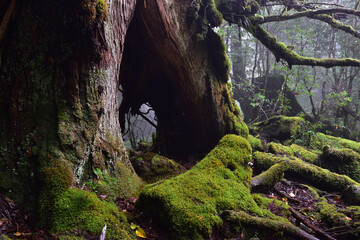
<box><xmin>86</xmin><ymin>168</ymin><xmax>118</xmax><ymax>195</ymax></box>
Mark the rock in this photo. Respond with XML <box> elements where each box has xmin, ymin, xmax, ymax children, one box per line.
<box><xmin>131</xmin><ymin>152</ymin><xmax>186</xmax><ymax>183</ymax></box>
<box><xmin>250</xmin><ymin>115</ymin><xmax>304</xmax><ymax>141</ymax></box>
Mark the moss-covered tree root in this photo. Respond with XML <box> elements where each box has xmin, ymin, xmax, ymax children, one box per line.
<box><xmin>136</xmin><ymin>135</ymin><xmax>285</xmax><ymax>239</ymax></box>
<box><xmin>253</xmin><ymin>152</ymin><xmax>360</xmax><ymax>204</ymax></box>
<box><xmin>220</xmin><ymin>210</ymin><xmax>320</xmax><ymax>240</ymax></box>
<box><xmin>251</xmin><ymin>162</ymin><xmax>288</xmax><ymax>192</ymax></box>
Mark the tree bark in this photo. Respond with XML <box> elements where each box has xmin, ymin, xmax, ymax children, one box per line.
<box><xmin>0</xmin><ymin>0</ymin><xmax>136</xmax><ymax>212</ymax></box>
<box><xmin>119</xmin><ymin>0</ymin><xmax>247</xmax><ymax>160</ymax></box>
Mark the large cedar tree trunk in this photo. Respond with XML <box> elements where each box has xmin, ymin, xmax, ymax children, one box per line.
<box><xmin>0</xmin><ymin>0</ymin><xmax>246</xmax><ymax>226</ymax></box>
<box><xmin>0</xmin><ymin>0</ymin><xmax>136</xmax><ymax>212</ymax></box>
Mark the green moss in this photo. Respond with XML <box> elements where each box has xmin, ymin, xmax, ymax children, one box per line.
<box><xmin>268</xmin><ymin>142</ymin><xmax>319</xmax><ymax>164</ymax></box>
<box><xmin>342</xmin><ymin>206</ymin><xmax>360</xmax><ymax>221</ymax></box>
<box><xmin>206</xmin><ymin>29</ymin><xmax>231</xmax><ymax>83</ymax></box>
<box><xmin>222</xmin><ymin>88</ymin><xmax>249</xmax><ymax>139</ymax></box>
<box><xmin>131</xmin><ymin>152</ymin><xmax>186</xmax><ymax>183</ymax></box>
<box><xmin>224</xmin><ymin>107</ymin><xmax>249</xmax><ymax>138</ymax></box>
<box><xmin>0</xmin><ymin>235</ymin><xmax>12</xmax><ymax>240</ymax></box>
<box><xmin>50</xmin><ymin>188</ymin><xmax>135</xmax><ymax>239</ymax></box>
<box><xmin>252</xmin><ymin>194</ymin><xmax>291</xmax><ymax>217</ymax></box>
<box><xmin>250</xmin><ymin>115</ymin><xmax>304</xmax><ymax>141</ymax></box>
<box><xmin>96</xmin><ymin>0</ymin><xmax>108</xmax><ymax>19</ymax></box>
<box><xmin>268</xmin><ymin>142</ymin><xmax>294</xmax><ymax>156</ymax></box>
<box><xmin>137</xmin><ymin>135</ymin><xmax>280</xmax><ymax>239</ymax></box>
<box><xmin>248</xmin><ymin>134</ymin><xmax>264</xmax><ymax>152</ymax></box>
<box><xmin>290</xmin><ymin>144</ymin><xmax>319</xmax><ymax>164</ymax></box>
<box><xmin>203</xmin><ymin>0</ymin><xmax>223</xmax><ymax>27</ymax></box>
<box><xmin>320</xmin><ymin>146</ymin><xmax>360</xmax><ymax>182</ymax></box>
<box><xmin>306</xmin><ymin>186</ymin><xmax>350</xmax><ymax>227</ymax></box>
<box><xmin>251</xmin><ymin>162</ymin><xmax>288</xmax><ymax>191</ymax></box>
<box><xmin>39</xmin><ymin>157</ymin><xmax>73</xmax><ymax>226</ymax></box>
<box><xmin>92</xmin><ymin>161</ymin><xmax>143</xmax><ymax>201</ymax></box>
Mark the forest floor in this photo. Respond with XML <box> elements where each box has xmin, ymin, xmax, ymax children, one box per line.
<box><xmin>0</xmin><ymin>177</ymin><xmax>355</xmax><ymax>240</ymax></box>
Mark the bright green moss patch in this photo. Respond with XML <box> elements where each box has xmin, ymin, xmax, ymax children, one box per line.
<box><xmin>137</xmin><ymin>135</ymin><xmax>278</xmax><ymax>239</ymax></box>
<box><xmin>51</xmin><ymin>188</ymin><xmax>135</xmax><ymax>240</ymax></box>
<box><xmin>268</xmin><ymin>142</ymin><xmax>319</xmax><ymax>164</ymax></box>
<box><xmin>39</xmin><ymin>157</ymin><xmax>73</xmax><ymax>226</ymax></box>
<box><xmin>131</xmin><ymin>152</ymin><xmax>186</xmax><ymax>183</ymax></box>
<box><xmin>248</xmin><ymin>134</ymin><xmax>264</xmax><ymax>152</ymax></box>
<box><xmin>251</xmin><ymin>162</ymin><xmax>288</xmax><ymax>191</ymax></box>
<box><xmin>268</xmin><ymin>142</ymin><xmax>294</xmax><ymax>156</ymax></box>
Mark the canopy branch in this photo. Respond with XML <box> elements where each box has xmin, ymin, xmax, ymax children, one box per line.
<box><xmin>252</xmin><ymin>9</ymin><xmax>360</xmax><ymax>39</ymax></box>
<box><xmin>250</xmin><ymin>24</ymin><xmax>360</xmax><ymax>68</ymax></box>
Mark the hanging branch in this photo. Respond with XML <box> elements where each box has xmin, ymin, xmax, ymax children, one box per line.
<box><xmin>249</xmin><ymin>24</ymin><xmax>360</xmax><ymax>68</ymax></box>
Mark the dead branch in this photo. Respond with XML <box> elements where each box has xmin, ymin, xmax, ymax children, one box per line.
<box><xmin>289</xmin><ymin>207</ymin><xmax>337</xmax><ymax>240</ymax></box>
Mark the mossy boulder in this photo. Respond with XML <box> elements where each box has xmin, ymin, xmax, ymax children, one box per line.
<box><xmin>131</xmin><ymin>152</ymin><xmax>186</xmax><ymax>183</ymax></box>
<box><xmin>250</xmin><ymin>115</ymin><xmax>304</xmax><ymax>141</ymax></box>
<box><xmin>136</xmin><ymin>135</ymin><xmax>280</xmax><ymax>239</ymax></box>
<box><xmin>49</xmin><ymin>188</ymin><xmax>135</xmax><ymax>239</ymax></box>
<box><xmin>320</xmin><ymin>146</ymin><xmax>360</xmax><ymax>183</ymax></box>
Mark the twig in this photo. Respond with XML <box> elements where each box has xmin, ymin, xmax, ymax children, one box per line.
<box><xmin>289</xmin><ymin>207</ymin><xmax>336</xmax><ymax>240</ymax></box>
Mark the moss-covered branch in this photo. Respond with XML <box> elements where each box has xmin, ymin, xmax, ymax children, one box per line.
<box><xmin>214</xmin><ymin>0</ymin><xmax>360</xmax><ymax>68</ymax></box>
<box><xmin>250</xmin><ymin>24</ymin><xmax>360</xmax><ymax>68</ymax></box>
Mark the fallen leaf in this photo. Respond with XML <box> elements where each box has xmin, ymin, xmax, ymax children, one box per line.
<box><xmin>136</xmin><ymin>227</ymin><xmax>147</xmax><ymax>239</ymax></box>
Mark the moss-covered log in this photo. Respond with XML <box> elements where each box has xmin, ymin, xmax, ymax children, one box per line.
<box><xmin>253</xmin><ymin>152</ymin><xmax>360</xmax><ymax>204</ymax></box>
